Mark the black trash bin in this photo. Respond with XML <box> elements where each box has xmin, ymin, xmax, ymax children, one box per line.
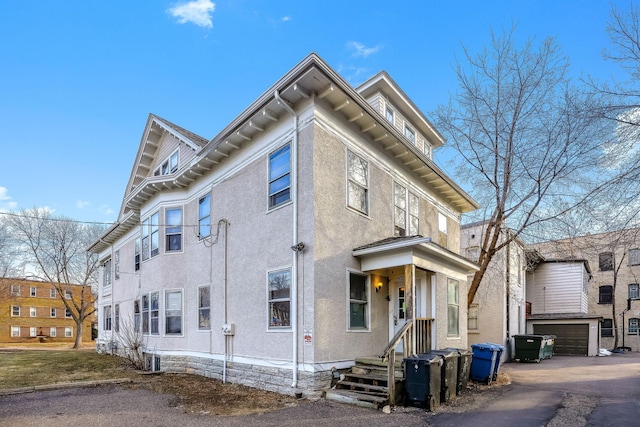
<box><xmin>403</xmin><ymin>354</ymin><xmax>442</xmax><ymax>411</ymax></box>
<box><xmin>445</xmin><ymin>347</ymin><xmax>473</xmax><ymax>394</ymax></box>
<box><xmin>429</xmin><ymin>349</ymin><xmax>459</xmax><ymax>402</ymax></box>
<box><xmin>514</xmin><ymin>334</ymin><xmax>545</xmax><ymax>362</ymax></box>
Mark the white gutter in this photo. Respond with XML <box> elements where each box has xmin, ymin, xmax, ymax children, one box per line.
<box><xmin>274</xmin><ymin>89</ymin><xmax>299</xmax><ymax>389</ymax></box>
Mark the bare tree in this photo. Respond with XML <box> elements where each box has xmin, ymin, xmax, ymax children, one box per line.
<box><xmin>435</xmin><ymin>28</ymin><xmax>609</xmax><ymax>307</ymax></box>
<box><xmin>7</xmin><ymin>208</ymin><xmax>107</xmax><ymax>348</ymax></box>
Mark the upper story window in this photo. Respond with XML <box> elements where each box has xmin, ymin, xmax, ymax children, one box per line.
<box><xmin>629</xmin><ymin>248</ymin><xmax>640</xmax><ymax>266</ymax></box>
<box><xmin>141</xmin><ymin>211</ymin><xmax>160</xmax><ymax>260</ymax></box>
<box><xmin>404</xmin><ymin>125</ymin><xmax>416</xmax><ymax>144</ymax></box>
<box><xmin>103</xmin><ymin>258</ymin><xmax>112</xmax><ymax>287</ymax></box>
<box><xmin>268</xmin><ymin>269</ymin><xmax>291</xmax><ymax>329</ymax></box>
<box><xmin>30</xmin><ymin>307</ymin><xmax>36</xmax><ymax>317</ymax></box>
<box><xmin>385</xmin><ymin>105</ymin><xmax>394</xmax><ymax>124</ymax></box>
<box><xmin>65</xmin><ymin>290</ymin><xmax>72</xmax><ymax>299</ymax></box>
<box><xmin>114</xmin><ymin>250</ymin><xmax>120</xmax><ymax>280</ymax></box>
<box><xmin>394</xmin><ymin>183</ymin><xmax>419</xmax><ymax>237</ymax></box>
<box><xmin>629</xmin><ymin>283</ymin><xmax>640</xmax><ymax>300</ymax></box>
<box><xmin>438</xmin><ymin>213</ymin><xmax>448</xmax><ymax>247</ymax></box>
<box><xmin>11</xmin><ymin>306</ymin><xmax>19</xmax><ymax>316</ymax></box>
<box><xmin>134</xmin><ymin>237</ymin><xmax>141</xmax><ymax>271</ymax></box>
<box><xmin>599</xmin><ymin>252</ymin><xmax>613</xmax><ymax>271</ymax></box>
<box><xmin>268</xmin><ymin>144</ymin><xmax>291</xmax><ymax>209</ymax></box>
<box><xmin>599</xmin><ymin>285</ymin><xmax>613</xmax><ymax>304</ymax></box>
<box><xmin>154</xmin><ymin>150</ymin><xmax>179</xmax><ymax>176</ymax></box>
<box><xmin>423</xmin><ymin>142</ymin><xmax>432</xmax><ymax>158</ymax></box>
<box><xmin>629</xmin><ymin>318</ymin><xmax>639</xmax><ymax>335</ymax></box>
<box><xmin>50</xmin><ymin>288</ymin><xmax>56</xmax><ymax>298</ymax></box>
<box><xmin>30</xmin><ymin>286</ymin><xmax>37</xmax><ymax>297</ymax></box>
<box><xmin>468</xmin><ymin>303</ymin><xmax>479</xmax><ymax>332</ymax></box>
<box><xmin>199</xmin><ymin>194</ymin><xmax>211</xmax><ymax>238</ymax></box>
<box><xmin>165</xmin><ymin>208</ymin><xmax>182</xmax><ymax>252</ymax></box>
<box><xmin>347</xmin><ymin>150</ymin><xmax>369</xmax><ymax>215</ymax></box>
<box><xmin>466</xmin><ymin>246</ymin><xmax>480</xmax><ymax>262</ymax></box>
<box><xmin>11</xmin><ymin>285</ymin><xmax>20</xmax><ymax>296</ymax></box>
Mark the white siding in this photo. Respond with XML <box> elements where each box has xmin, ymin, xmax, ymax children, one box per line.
<box><xmin>530</xmin><ymin>263</ymin><xmax>587</xmax><ymax>314</ymax></box>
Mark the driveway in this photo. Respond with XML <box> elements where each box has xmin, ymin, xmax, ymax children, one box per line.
<box><xmin>1</xmin><ymin>353</ymin><xmax>639</xmax><ymax>426</ymax></box>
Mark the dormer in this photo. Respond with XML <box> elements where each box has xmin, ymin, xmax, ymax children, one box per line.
<box><xmin>357</xmin><ymin>72</ymin><xmax>444</xmax><ymax>160</ymax></box>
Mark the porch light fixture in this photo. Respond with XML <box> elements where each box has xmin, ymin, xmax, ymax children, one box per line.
<box><xmin>375</xmin><ymin>282</ymin><xmax>383</xmax><ymax>293</ymax></box>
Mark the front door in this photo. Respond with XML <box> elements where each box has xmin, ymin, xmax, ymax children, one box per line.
<box><xmin>389</xmin><ymin>277</ymin><xmax>408</xmax><ymax>351</ymax></box>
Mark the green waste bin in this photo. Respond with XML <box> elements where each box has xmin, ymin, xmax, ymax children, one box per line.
<box><xmin>403</xmin><ymin>354</ymin><xmax>442</xmax><ymax>411</ymax></box>
<box><xmin>429</xmin><ymin>349</ymin><xmax>458</xmax><ymax>402</ymax></box>
<box><xmin>542</xmin><ymin>335</ymin><xmax>556</xmax><ymax>359</ymax></box>
<box><xmin>445</xmin><ymin>347</ymin><xmax>472</xmax><ymax>394</ymax></box>
<box><xmin>514</xmin><ymin>334</ymin><xmax>545</xmax><ymax>362</ymax></box>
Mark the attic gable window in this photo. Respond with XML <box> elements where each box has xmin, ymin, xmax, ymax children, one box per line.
<box><xmin>268</xmin><ymin>144</ymin><xmax>291</xmax><ymax>209</ymax></box>
<box><xmin>154</xmin><ymin>151</ymin><xmax>179</xmax><ymax>176</ymax></box>
<box><xmin>404</xmin><ymin>125</ymin><xmax>416</xmax><ymax>144</ymax></box>
<box><xmin>385</xmin><ymin>105</ymin><xmax>394</xmax><ymax>124</ymax></box>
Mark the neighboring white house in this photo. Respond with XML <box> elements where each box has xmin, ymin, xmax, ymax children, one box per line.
<box><xmin>461</xmin><ymin>222</ymin><xmax>527</xmax><ymax>362</ymax></box>
<box><xmin>525</xmin><ymin>254</ymin><xmax>600</xmax><ymax>356</ymax></box>
<box><xmin>88</xmin><ymin>53</ymin><xmax>479</xmax><ymax>399</ymax></box>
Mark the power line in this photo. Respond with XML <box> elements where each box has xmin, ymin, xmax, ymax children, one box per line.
<box><xmin>0</xmin><ymin>211</ymin><xmax>116</xmax><ymax>226</ymax></box>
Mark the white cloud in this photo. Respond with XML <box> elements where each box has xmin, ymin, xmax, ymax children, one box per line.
<box><xmin>168</xmin><ymin>0</ymin><xmax>215</xmax><ymax>28</ymax></box>
<box><xmin>0</xmin><ymin>186</ymin><xmax>18</xmax><ymax>211</ymax></box>
<box><xmin>100</xmin><ymin>205</ymin><xmax>115</xmax><ymax>216</ymax></box>
<box><xmin>281</xmin><ymin>16</ymin><xmax>292</xmax><ymax>22</ymax></box>
<box><xmin>346</xmin><ymin>41</ymin><xmax>382</xmax><ymax>58</ymax></box>
<box><xmin>76</xmin><ymin>200</ymin><xmax>90</xmax><ymax>209</ymax></box>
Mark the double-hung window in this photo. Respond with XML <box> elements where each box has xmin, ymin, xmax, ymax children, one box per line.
<box><xmin>438</xmin><ymin>213</ymin><xmax>448</xmax><ymax>247</ymax></box>
<box><xmin>65</xmin><ymin>308</ymin><xmax>72</xmax><ymax>318</ymax></box>
<box><xmin>134</xmin><ymin>300</ymin><xmax>141</xmax><ymax>332</ymax></box>
<box><xmin>630</xmin><ymin>248</ymin><xmax>640</xmax><ymax>266</ymax></box>
<box><xmin>114</xmin><ymin>304</ymin><xmax>120</xmax><ymax>333</ymax></box>
<box><xmin>65</xmin><ymin>327</ymin><xmax>73</xmax><ymax>337</ymax></box>
<box><xmin>50</xmin><ymin>327</ymin><xmax>57</xmax><ymax>337</ymax></box>
<box><xmin>599</xmin><ymin>285</ymin><xmax>613</xmax><ymax>304</ymax></box>
<box><xmin>11</xmin><ymin>326</ymin><xmax>20</xmax><ymax>337</ymax></box>
<box><xmin>30</xmin><ymin>286</ymin><xmax>37</xmax><ymax>297</ymax></box>
<box><xmin>114</xmin><ymin>250</ymin><xmax>120</xmax><ymax>280</ymax></box>
<box><xmin>404</xmin><ymin>125</ymin><xmax>416</xmax><ymax>144</ymax></box>
<box><xmin>150</xmin><ymin>292</ymin><xmax>159</xmax><ymax>335</ymax></box>
<box><xmin>601</xmin><ymin>319</ymin><xmax>613</xmax><ymax>337</ymax></box>
<box><xmin>50</xmin><ymin>288</ymin><xmax>56</xmax><ymax>298</ymax></box>
<box><xmin>30</xmin><ymin>307</ymin><xmax>36</xmax><ymax>317</ymax></box>
<box><xmin>50</xmin><ymin>308</ymin><xmax>56</xmax><ymax>318</ymax></box>
<box><xmin>629</xmin><ymin>318</ymin><xmax>639</xmax><ymax>335</ymax></box>
<box><xmin>103</xmin><ymin>305</ymin><xmax>112</xmax><ymax>331</ymax></box>
<box><xmin>165</xmin><ymin>208</ymin><xmax>182</xmax><ymax>252</ymax></box>
<box><xmin>198</xmin><ymin>286</ymin><xmax>211</xmax><ymax>330</ymax></box>
<box><xmin>447</xmin><ymin>278</ymin><xmax>460</xmax><ymax>336</ymax></box>
<box><xmin>30</xmin><ymin>327</ymin><xmax>37</xmax><ymax>337</ymax></box>
<box><xmin>629</xmin><ymin>283</ymin><xmax>640</xmax><ymax>300</ymax></box>
<box><xmin>11</xmin><ymin>285</ymin><xmax>20</xmax><ymax>296</ymax></box>
<box><xmin>11</xmin><ymin>306</ymin><xmax>19</xmax><ymax>316</ymax></box>
<box><xmin>268</xmin><ymin>269</ymin><xmax>291</xmax><ymax>329</ymax></box>
<box><xmin>347</xmin><ymin>150</ymin><xmax>369</xmax><ymax>215</ymax></box>
<box><xmin>134</xmin><ymin>237</ymin><xmax>141</xmax><ymax>271</ymax></box>
<box><xmin>394</xmin><ymin>183</ymin><xmax>419</xmax><ymax>237</ymax></box>
<box><xmin>599</xmin><ymin>252</ymin><xmax>613</xmax><ymax>271</ymax></box>
<box><xmin>142</xmin><ymin>295</ymin><xmax>150</xmax><ymax>334</ymax></box>
<box><xmin>165</xmin><ymin>290</ymin><xmax>183</xmax><ymax>335</ymax></box>
<box><xmin>141</xmin><ymin>212</ymin><xmax>160</xmax><ymax>259</ymax></box>
<box><xmin>385</xmin><ymin>105</ymin><xmax>394</xmax><ymax>124</ymax></box>
<box><xmin>199</xmin><ymin>194</ymin><xmax>211</xmax><ymax>238</ymax></box>
<box><xmin>103</xmin><ymin>259</ymin><xmax>112</xmax><ymax>287</ymax></box>
<box><xmin>348</xmin><ymin>272</ymin><xmax>368</xmax><ymax>330</ymax></box>
<box><xmin>268</xmin><ymin>144</ymin><xmax>291</xmax><ymax>209</ymax></box>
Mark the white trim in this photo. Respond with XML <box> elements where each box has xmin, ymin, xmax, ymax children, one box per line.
<box><xmin>266</xmin><ymin>142</ymin><xmax>293</xmax><ymax>212</ymax></box>
<box><xmin>346</xmin><ymin>268</ymin><xmax>371</xmax><ymax>332</ymax></box>
<box><xmin>163</xmin><ymin>288</ymin><xmax>184</xmax><ymax>337</ymax></box>
<box><xmin>266</xmin><ymin>266</ymin><xmax>293</xmax><ymax>332</ymax></box>
<box><xmin>345</xmin><ymin>148</ymin><xmax>370</xmax><ymax>217</ymax></box>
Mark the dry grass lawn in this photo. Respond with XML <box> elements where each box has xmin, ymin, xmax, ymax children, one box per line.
<box><xmin>0</xmin><ymin>347</ymin><xmax>300</xmax><ymax>416</ymax></box>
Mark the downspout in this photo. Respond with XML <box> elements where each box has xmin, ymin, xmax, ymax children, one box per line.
<box><xmin>221</xmin><ymin>219</ymin><xmax>229</xmax><ymax>383</ymax></box>
<box><xmin>274</xmin><ymin>89</ymin><xmax>299</xmax><ymax>388</ymax></box>
<box><xmin>505</xmin><ymin>242</ymin><xmax>511</xmax><ymax>361</ymax></box>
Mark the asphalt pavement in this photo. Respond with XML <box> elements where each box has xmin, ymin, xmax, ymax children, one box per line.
<box><xmin>1</xmin><ymin>352</ymin><xmax>639</xmax><ymax>426</ymax></box>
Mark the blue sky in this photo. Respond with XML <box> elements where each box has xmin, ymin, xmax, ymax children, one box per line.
<box><xmin>0</xmin><ymin>0</ymin><xmax>625</xmax><ymax>223</ymax></box>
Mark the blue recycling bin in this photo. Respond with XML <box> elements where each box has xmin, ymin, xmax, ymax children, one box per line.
<box><xmin>470</xmin><ymin>343</ymin><xmax>504</xmax><ymax>384</ymax></box>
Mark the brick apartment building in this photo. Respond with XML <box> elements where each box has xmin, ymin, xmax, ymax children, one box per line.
<box><xmin>0</xmin><ymin>278</ymin><xmax>94</xmax><ymax>344</ymax></box>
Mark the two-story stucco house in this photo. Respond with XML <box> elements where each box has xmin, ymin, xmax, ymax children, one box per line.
<box><xmin>89</xmin><ymin>53</ymin><xmax>478</xmax><ymax>403</ymax></box>
<box><xmin>460</xmin><ymin>222</ymin><xmax>527</xmax><ymax>362</ymax></box>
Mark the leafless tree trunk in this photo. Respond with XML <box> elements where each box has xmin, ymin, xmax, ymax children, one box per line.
<box><xmin>435</xmin><ymin>28</ymin><xmax>609</xmax><ymax>307</ymax></box>
<box><xmin>6</xmin><ymin>208</ymin><xmax>107</xmax><ymax>348</ymax></box>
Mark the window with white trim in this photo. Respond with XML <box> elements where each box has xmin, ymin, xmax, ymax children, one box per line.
<box><xmin>141</xmin><ymin>212</ymin><xmax>160</xmax><ymax>260</ymax></box>
<box><xmin>165</xmin><ymin>208</ymin><xmax>182</xmax><ymax>252</ymax></box>
<box><xmin>385</xmin><ymin>105</ymin><xmax>394</xmax><ymax>124</ymax></box>
<box><xmin>630</xmin><ymin>283</ymin><xmax>640</xmax><ymax>300</ymax></box>
<box><xmin>30</xmin><ymin>327</ymin><xmax>37</xmax><ymax>337</ymax></box>
<box><xmin>11</xmin><ymin>285</ymin><xmax>20</xmax><ymax>296</ymax></box>
<box><xmin>65</xmin><ymin>327</ymin><xmax>73</xmax><ymax>337</ymax></box>
<box><xmin>30</xmin><ymin>307</ymin><xmax>36</xmax><ymax>317</ymax></box>
<box><xmin>11</xmin><ymin>306</ymin><xmax>19</xmax><ymax>317</ymax></box>
<box><xmin>165</xmin><ymin>290</ymin><xmax>183</xmax><ymax>335</ymax></box>
<box><xmin>394</xmin><ymin>183</ymin><xmax>419</xmax><ymax>237</ymax></box>
<box><xmin>198</xmin><ymin>286</ymin><xmax>211</xmax><ymax>330</ymax></box>
<box><xmin>50</xmin><ymin>308</ymin><xmax>56</xmax><ymax>318</ymax></box>
<box><xmin>30</xmin><ymin>286</ymin><xmax>37</xmax><ymax>297</ymax></box>
<box><xmin>11</xmin><ymin>326</ymin><xmax>20</xmax><ymax>337</ymax></box>
<box><xmin>349</xmin><ymin>272</ymin><xmax>368</xmax><ymax>330</ymax></box>
<box><xmin>447</xmin><ymin>278</ymin><xmax>460</xmax><ymax>336</ymax></box>
<box><xmin>199</xmin><ymin>194</ymin><xmax>211</xmax><ymax>238</ymax></box>
<box><xmin>50</xmin><ymin>327</ymin><xmax>57</xmax><ymax>337</ymax></box>
<box><xmin>114</xmin><ymin>304</ymin><xmax>120</xmax><ymax>333</ymax></box>
<box><xmin>629</xmin><ymin>318</ymin><xmax>639</xmax><ymax>335</ymax></box>
<box><xmin>404</xmin><ymin>124</ymin><xmax>416</xmax><ymax>144</ymax></box>
<box><xmin>65</xmin><ymin>307</ymin><xmax>72</xmax><ymax>318</ymax></box>
<box><xmin>134</xmin><ymin>237</ymin><xmax>141</xmax><ymax>271</ymax></box>
<box><xmin>103</xmin><ymin>305</ymin><xmax>112</xmax><ymax>331</ymax></box>
<box><xmin>142</xmin><ymin>295</ymin><xmax>149</xmax><ymax>334</ymax></box>
<box><xmin>630</xmin><ymin>248</ymin><xmax>640</xmax><ymax>266</ymax></box>
<box><xmin>347</xmin><ymin>150</ymin><xmax>369</xmax><ymax>215</ymax></box>
<box><xmin>50</xmin><ymin>288</ymin><xmax>56</xmax><ymax>298</ymax></box>
<box><xmin>134</xmin><ymin>300</ymin><xmax>141</xmax><ymax>332</ymax></box>
<box><xmin>438</xmin><ymin>213</ymin><xmax>448</xmax><ymax>247</ymax></box>
<box><xmin>268</xmin><ymin>144</ymin><xmax>291</xmax><ymax>209</ymax></box>
<box><xmin>103</xmin><ymin>258</ymin><xmax>112</xmax><ymax>287</ymax></box>
<box><xmin>468</xmin><ymin>303</ymin><xmax>479</xmax><ymax>331</ymax></box>
<box><xmin>65</xmin><ymin>290</ymin><xmax>72</xmax><ymax>299</ymax></box>
<box><xmin>601</xmin><ymin>319</ymin><xmax>613</xmax><ymax>337</ymax></box>
<box><xmin>150</xmin><ymin>292</ymin><xmax>159</xmax><ymax>335</ymax></box>
<box><xmin>114</xmin><ymin>250</ymin><xmax>120</xmax><ymax>280</ymax></box>
<box><xmin>268</xmin><ymin>269</ymin><xmax>291</xmax><ymax>329</ymax></box>
<box><xmin>153</xmin><ymin>150</ymin><xmax>179</xmax><ymax>176</ymax></box>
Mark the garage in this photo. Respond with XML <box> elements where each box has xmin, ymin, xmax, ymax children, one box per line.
<box><xmin>533</xmin><ymin>323</ymin><xmax>589</xmax><ymax>356</ymax></box>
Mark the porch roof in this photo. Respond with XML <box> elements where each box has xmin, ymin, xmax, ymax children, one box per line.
<box><xmin>352</xmin><ymin>236</ymin><xmax>479</xmax><ymax>275</ymax></box>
